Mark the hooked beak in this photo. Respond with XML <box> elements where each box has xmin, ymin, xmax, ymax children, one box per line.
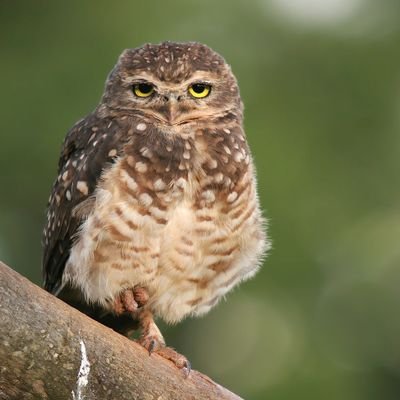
<box><xmin>164</xmin><ymin>98</ymin><xmax>180</xmax><ymax>125</ymax></box>
<box><xmin>149</xmin><ymin>95</ymin><xmax>198</xmax><ymax>126</ymax></box>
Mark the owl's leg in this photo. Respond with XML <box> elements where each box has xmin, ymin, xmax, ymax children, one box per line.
<box><xmin>138</xmin><ymin>310</ymin><xmax>191</xmax><ymax>374</ymax></box>
<box><xmin>137</xmin><ymin>309</ymin><xmax>166</xmax><ymax>350</ymax></box>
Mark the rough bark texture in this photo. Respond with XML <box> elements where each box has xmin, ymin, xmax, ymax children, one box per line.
<box><xmin>0</xmin><ymin>261</ymin><xmax>242</xmax><ymax>400</ymax></box>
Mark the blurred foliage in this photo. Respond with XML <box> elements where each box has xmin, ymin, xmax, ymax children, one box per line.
<box><xmin>1</xmin><ymin>1</ymin><xmax>400</xmax><ymax>398</ymax></box>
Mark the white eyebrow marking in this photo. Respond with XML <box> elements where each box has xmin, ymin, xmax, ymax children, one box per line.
<box><xmin>122</xmin><ymin>71</ymin><xmax>220</xmax><ymax>91</ymax></box>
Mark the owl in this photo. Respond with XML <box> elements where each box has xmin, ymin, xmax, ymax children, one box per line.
<box><xmin>42</xmin><ymin>41</ymin><xmax>269</xmax><ymax>370</ymax></box>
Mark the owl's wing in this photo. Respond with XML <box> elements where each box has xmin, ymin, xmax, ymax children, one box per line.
<box><xmin>42</xmin><ymin>112</ymin><xmax>128</xmax><ymax>295</ymax></box>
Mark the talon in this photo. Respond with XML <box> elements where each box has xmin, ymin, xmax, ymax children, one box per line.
<box><xmin>148</xmin><ymin>338</ymin><xmax>156</xmax><ymax>355</ymax></box>
<box><xmin>183</xmin><ymin>360</ymin><xmax>191</xmax><ymax>378</ymax></box>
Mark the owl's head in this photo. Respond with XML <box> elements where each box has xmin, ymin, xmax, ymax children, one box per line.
<box><xmin>101</xmin><ymin>42</ymin><xmax>242</xmax><ymax>129</ymax></box>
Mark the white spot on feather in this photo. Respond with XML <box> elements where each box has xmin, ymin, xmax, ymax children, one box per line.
<box><xmin>135</xmin><ymin>162</ymin><xmax>148</xmax><ymax>173</ymax></box>
<box><xmin>208</xmin><ymin>159</ymin><xmax>218</xmax><ymax>169</ymax></box>
<box><xmin>139</xmin><ymin>192</ymin><xmax>153</xmax><ymax>206</ymax></box>
<box><xmin>234</xmin><ymin>151</ymin><xmax>244</xmax><ymax>162</ymax></box>
<box><xmin>223</xmin><ymin>145</ymin><xmax>231</xmax><ymax>155</ymax></box>
<box><xmin>227</xmin><ymin>191</ymin><xmax>238</xmax><ymax>203</ymax></box>
<box><xmin>77</xmin><ymin>181</ymin><xmax>89</xmax><ymax>196</ymax></box>
<box><xmin>202</xmin><ymin>190</ymin><xmax>215</xmax><ymax>203</ymax></box>
<box><xmin>214</xmin><ymin>172</ymin><xmax>224</xmax><ymax>183</ymax></box>
<box><xmin>140</xmin><ymin>147</ymin><xmax>153</xmax><ymax>158</ymax></box>
<box><xmin>153</xmin><ymin>178</ymin><xmax>166</xmax><ymax>191</ymax></box>
<box><xmin>136</xmin><ymin>123</ymin><xmax>147</xmax><ymax>131</ymax></box>
<box><xmin>175</xmin><ymin>177</ymin><xmax>187</xmax><ymax>189</ymax></box>
<box><xmin>127</xmin><ymin>155</ymin><xmax>135</xmax><ymax>167</ymax></box>
<box><xmin>119</xmin><ymin>170</ymin><xmax>138</xmax><ymax>191</ymax></box>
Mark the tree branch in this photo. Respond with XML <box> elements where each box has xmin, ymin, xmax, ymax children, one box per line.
<box><xmin>0</xmin><ymin>261</ymin><xmax>242</xmax><ymax>400</ymax></box>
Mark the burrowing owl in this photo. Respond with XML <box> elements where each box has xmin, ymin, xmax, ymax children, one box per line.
<box><xmin>42</xmin><ymin>41</ymin><xmax>269</xmax><ymax>370</ymax></box>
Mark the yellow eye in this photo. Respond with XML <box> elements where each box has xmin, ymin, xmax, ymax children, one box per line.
<box><xmin>133</xmin><ymin>83</ymin><xmax>154</xmax><ymax>98</ymax></box>
<box><xmin>188</xmin><ymin>83</ymin><xmax>211</xmax><ymax>98</ymax></box>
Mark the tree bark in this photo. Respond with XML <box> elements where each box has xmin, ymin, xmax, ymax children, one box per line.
<box><xmin>0</xmin><ymin>261</ymin><xmax>242</xmax><ymax>400</ymax></box>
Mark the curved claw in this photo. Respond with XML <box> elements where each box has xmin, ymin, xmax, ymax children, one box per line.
<box><xmin>183</xmin><ymin>359</ymin><xmax>191</xmax><ymax>378</ymax></box>
<box><xmin>147</xmin><ymin>338</ymin><xmax>157</xmax><ymax>355</ymax></box>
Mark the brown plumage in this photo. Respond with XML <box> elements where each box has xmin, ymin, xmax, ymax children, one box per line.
<box><xmin>42</xmin><ymin>41</ymin><xmax>269</xmax><ymax>370</ymax></box>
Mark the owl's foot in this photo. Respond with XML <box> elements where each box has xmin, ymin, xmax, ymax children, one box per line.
<box><xmin>138</xmin><ymin>310</ymin><xmax>191</xmax><ymax>375</ymax></box>
<box><xmin>113</xmin><ymin>287</ymin><xmax>149</xmax><ymax>315</ymax></box>
<box><xmin>151</xmin><ymin>346</ymin><xmax>191</xmax><ymax>375</ymax></box>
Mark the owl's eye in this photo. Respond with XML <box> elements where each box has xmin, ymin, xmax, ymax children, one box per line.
<box><xmin>133</xmin><ymin>83</ymin><xmax>154</xmax><ymax>98</ymax></box>
<box><xmin>188</xmin><ymin>83</ymin><xmax>211</xmax><ymax>98</ymax></box>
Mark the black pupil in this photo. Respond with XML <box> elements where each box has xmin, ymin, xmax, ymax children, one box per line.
<box><xmin>192</xmin><ymin>84</ymin><xmax>206</xmax><ymax>93</ymax></box>
<box><xmin>138</xmin><ymin>83</ymin><xmax>152</xmax><ymax>93</ymax></box>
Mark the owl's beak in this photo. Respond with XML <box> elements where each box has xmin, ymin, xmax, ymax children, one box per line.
<box><xmin>164</xmin><ymin>99</ymin><xmax>180</xmax><ymax>125</ymax></box>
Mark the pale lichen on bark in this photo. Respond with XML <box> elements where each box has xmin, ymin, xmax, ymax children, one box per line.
<box><xmin>72</xmin><ymin>339</ymin><xmax>91</xmax><ymax>400</ymax></box>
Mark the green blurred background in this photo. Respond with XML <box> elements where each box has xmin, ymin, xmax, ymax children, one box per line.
<box><xmin>1</xmin><ymin>1</ymin><xmax>400</xmax><ymax>398</ymax></box>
